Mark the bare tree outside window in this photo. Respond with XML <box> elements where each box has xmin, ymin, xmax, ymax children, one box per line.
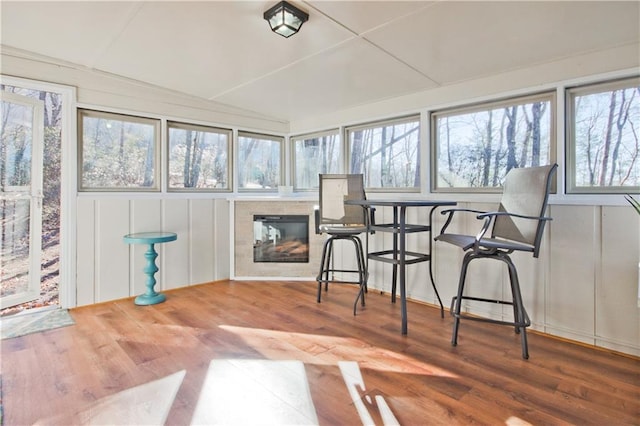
<box><xmin>1</xmin><ymin>85</ymin><xmax>62</xmax><ymax>315</ymax></box>
<box><xmin>78</xmin><ymin>109</ymin><xmax>159</xmax><ymax>191</ymax></box>
<box><xmin>292</xmin><ymin>131</ymin><xmax>340</xmax><ymax>190</ymax></box>
<box><xmin>347</xmin><ymin>116</ymin><xmax>420</xmax><ymax>190</ymax></box>
<box><xmin>569</xmin><ymin>78</ymin><xmax>640</xmax><ymax>192</ymax></box>
<box><xmin>433</xmin><ymin>94</ymin><xmax>553</xmax><ymax>191</ymax></box>
<box><xmin>237</xmin><ymin>132</ymin><xmax>283</xmax><ymax>190</ymax></box>
<box><xmin>168</xmin><ymin>122</ymin><xmax>231</xmax><ymax>191</ymax></box>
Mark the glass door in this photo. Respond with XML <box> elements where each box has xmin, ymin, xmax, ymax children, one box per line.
<box><xmin>1</xmin><ymin>91</ymin><xmax>44</xmax><ymax>309</ymax></box>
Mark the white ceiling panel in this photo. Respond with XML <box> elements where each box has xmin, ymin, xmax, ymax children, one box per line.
<box><xmin>213</xmin><ymin>37</ymin><xmax>438</xmax><ymax>121</ymax></box>
<box><xmin>1</xmin><ymin>1</ymin><xmax>142</xmax><ymax>67</ymax></box>
<box><xmin>94</xmin><ymin>1</ymin><xmax>353</xmax><ymax>100</ymax></box>
<box><xmin>366</xmin><ymin>1</ymin><xmax>640</xmax><ymax>85</ymax></box>
<box><xmin>308</xmin><ymin>1</ymin><xmax>434</xmax><ymax>35</ymax></box>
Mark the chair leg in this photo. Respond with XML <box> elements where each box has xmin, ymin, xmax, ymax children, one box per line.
<box><xmin>352</xmin><ymin>235</ymin><xmax>367</xmax><ymax>316</ymax></box>
<box><xmin>355</xmin><ymin>235</ymin><xmax>367</xmax><ymax>300</ymax></box>
<box><xmin>505</xmin><ymin>257</ymin><xmax>529</xmax><ymax>359</ymax></box>
<box><xmin>451</xmin><ymin>251</ymin><xmax>473</xmax><ymax>347</ymax></box>
<box><xmin>317</xmin><ymin>237</ymin><xmax>333</xmax><ymax>303</ymax></box>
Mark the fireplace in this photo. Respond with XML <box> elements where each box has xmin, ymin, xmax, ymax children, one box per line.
<box><xmin>253</xmin><ymin>215</ymin><xmax>309</xmax><ymax>263</ymax></box>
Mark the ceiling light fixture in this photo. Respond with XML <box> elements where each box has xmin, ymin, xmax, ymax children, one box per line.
<box><xmin>263</xmin><ymin>1</ymin><xmax>309</xmax><ymax>38</ymax></box>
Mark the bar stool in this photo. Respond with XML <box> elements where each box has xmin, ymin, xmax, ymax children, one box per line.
<box><xmin>315</xmin><ymin>174</ymin><xmax>369</xmax><ymax>315</ymax></box>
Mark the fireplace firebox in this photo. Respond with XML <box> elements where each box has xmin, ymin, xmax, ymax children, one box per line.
<box><xmin>253</xmin><ymin>215</ymin><xmax>309</xmax><ymax>263</ymax></box>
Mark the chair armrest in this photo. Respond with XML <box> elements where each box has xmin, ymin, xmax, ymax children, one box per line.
<box><xmin>368</xmin><ymin>206</ymin><xmax>377</xmax><ymax>233</ymax></box>
<box><xmin>439</xmin><ymin>208</ymin><xmax>489</xmax><ymax>235</ymax></box>
<box><xmin>476</xmin><ymin>211</ymin><xmax>552</xmax><ymax>222</ymax></box>
<box><xmin>473</xmin><ymin>211</ymin><xmax>552</xmax><ymax>244</ymax></box>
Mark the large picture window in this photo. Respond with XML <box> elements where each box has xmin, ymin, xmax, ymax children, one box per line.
<box><xmin>291</xmin><ymin>130</ymin><xmax>340</xmax><ymax>190</ymax></box>
<box><xmin>167</xmin><ymin>121</ymin><xmax>231</xmax><ymax>191</ymax></box>
<box><xmin>78</xmin><ymin>109</ymin><xmax>160</xmax><ymax>191</ymax></box>
<box><xmin>346</xmin><ymin>116</ymin><xmax>420</xmax><ymax>190</ymax></box>
<box><xmin>237</xmin><ymin>131</ymin><xmax>283</xmax><ymax>191</ymax></box>
<box><xmin>567</xmin><ymin>77</ymin><xmax>640</xmax><ymax>193</ymax></box>
<box><xmin>432</xmin><ymin>93</ymin><xmax>554</xmax><ymax>191</ymax></box>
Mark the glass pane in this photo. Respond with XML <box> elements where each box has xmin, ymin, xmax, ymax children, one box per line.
<box><xmin>1</xmin><ymin>100</ymin><xmax>33</xmax><ymax>189</ymax></box>
<box><xmin>434</xmin><ymin>99</ymin><xmax>552</xmax><ymax>189</ymax></box>
<box><xmin>168</xmin><ymin>124</ymin><xmax>230</xmax><ymax>190</ymax></box>
<box><xmin>572</xmin><ymin>83</ymin><xmax>640</xmax><ymax>189</ymax></box>
<box><xmin>293</xmin><ymin>133</ymin><xmax>340</xmax><ymax>190</ymax></box>
<box><xmin>348</xmin><ymin>118</ymin><xmax>420</xmax><ymax>189</ymax></box>
<box><xmin>237</xmin><ymin>134</ymin><xmax>282</xmax><ymax>190</ymax></box>
<box><xmin>80</xmin><ymin>111</ymin><xmax>158</xmax><ymax>190</ymax></box>
<box><xmin>1</xmin><ymin>198</ymin><xmax>32</xmax><ymax>298</ymax></box>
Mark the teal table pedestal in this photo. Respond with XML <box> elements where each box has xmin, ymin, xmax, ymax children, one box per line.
<box><xmin>123</xmin><ymin>232</ymin><xmax>177</xmax><ymax>305</ymax></box>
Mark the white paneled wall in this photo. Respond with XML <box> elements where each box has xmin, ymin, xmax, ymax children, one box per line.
<box><xmin>328</xmin><ymin>202</ymin><xmax>639</xmax><ymax>356</ymax></box>
<box><xmin>76</xmin><ymin>197</ymin><xmax>229</xmax><ymax>306</ymax></box>
<box><xmin>77</xmin><ymin>198</ymin><xmax>639</xmax><ymax>356</ymax></box>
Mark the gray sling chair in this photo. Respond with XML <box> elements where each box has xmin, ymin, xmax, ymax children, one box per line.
<box><xmin>315</xmin><ymin>174</ymin><xmax>372</xmax><ymax>315</ymax></box>
<box><xmin>436</xmin><ymin>164</ymin><xmax>557</xmax><ymax>359</ymax></box>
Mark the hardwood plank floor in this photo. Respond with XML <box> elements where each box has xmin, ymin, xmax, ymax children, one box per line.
<box><xmin>2</xmin><ymin>280</ymin><xmax>638</xmax><ymax>425</ymax></box>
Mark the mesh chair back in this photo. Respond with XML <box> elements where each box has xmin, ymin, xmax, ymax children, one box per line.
<box><xmin>319</xmin><ymin>174</ymin><xmax>366</xmax><ymax>226</ymax></box>
<box><xmin>492</xmin><ymin>164</ymin><xmax>557</xmax><ymax>256</ymax></box>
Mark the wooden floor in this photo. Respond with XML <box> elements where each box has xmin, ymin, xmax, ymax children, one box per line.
<box><xmin>2</xmin><ymin>280</ymin><xmax>639</xmax><ymax>425</ymax></box>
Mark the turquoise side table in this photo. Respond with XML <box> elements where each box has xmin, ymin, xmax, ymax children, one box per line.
<box><xmin>123</xmin><ymin>232</ymin><xmax>177</xmax><ymax>305</ymax></box>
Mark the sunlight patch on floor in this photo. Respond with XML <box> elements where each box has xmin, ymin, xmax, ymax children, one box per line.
<box><xmin>219</xmin><ymin>324</ymin><xmax>458</xmax><ymax>378</ymax></box>
<box><xmin>34</xmin><ymin>370</ymin><xmax>185</xmax><ymax>425</ymax></box>
<box><xmin>191</xmin><ymin>359</ymin><xmax>318</xmax><ymax>425</ymax></box>
<box><xmin>339</xmin><ymin>361</ymin><xmax>400</xmax><ymax>426</ymax></box>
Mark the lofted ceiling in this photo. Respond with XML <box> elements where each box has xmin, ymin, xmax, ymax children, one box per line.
<box><xmin>1</xmin><ymin>1</ymin><xmax>639</xmax><ymax>124</ymax></box>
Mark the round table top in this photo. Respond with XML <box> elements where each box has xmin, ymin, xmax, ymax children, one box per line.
<box><xmin>123</xmin><ymin>232</ymin><xmax>177</xmax><ymax>244</ymax></box>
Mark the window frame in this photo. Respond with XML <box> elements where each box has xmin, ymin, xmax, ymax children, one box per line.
<box><xmin>430</xmin><ymin>91</ymin><xmax>557</xmax><ymax>193</ymax></box>
<box><xmin>77</xmin><ymin>108</ymin><xmax>161</xmax><ymax>192</ymax></box>
<box><xmin>236</xmin><ymin>130</ymin><xmax>285</xmax><ymax>192</ymax></box>
<box><xmin>345</xmin><ymin>114</ymin><xmax>421</xmax><ymax>192</ymax></box>
<box><xmin>166</xmin><ymin>120</ymin><xmax>232</xmax><ymax>192</ymax></box>
<box><xmin>290</xmin><ymin>129</ymin><xmax>341</xmax><ymax>192</ymax></box>
<box><xmin>566</xmin><ymin>76</ymin><xmax>640</xmax><ymax>194</ymax></box>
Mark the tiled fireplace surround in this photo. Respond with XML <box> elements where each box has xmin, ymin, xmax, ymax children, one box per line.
<box><xmin>233</xmin><ymin>200</ymin><xmax>325</xmax><ymax>278</ymax></box>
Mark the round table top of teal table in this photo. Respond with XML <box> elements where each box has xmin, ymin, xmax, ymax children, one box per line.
<box><xmin>123</xmin><ymin>232</ymin><xmax>177</xmax><ymax>245</ymax></box>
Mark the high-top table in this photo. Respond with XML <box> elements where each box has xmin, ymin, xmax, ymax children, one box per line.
<box><xmin>123</xmin><ymin>231</ymin><xmax>177</xmax><ymax>305</ymax></box>
<box><xmin>345</xmin><ymin>199</ymin><xmax>456</xmax><ymax>334</ymax></box>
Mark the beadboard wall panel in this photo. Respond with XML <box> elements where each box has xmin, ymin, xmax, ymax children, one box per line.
<box><xmin>76</xmin><ymin>197</ymin><xmax>95</xmax><ymax>307</ymax></box>
<box><xmin>597</xmin><ymin>206</ymin><xmax>639</xmax><ymax>354</ymax></box>
<box><xmin>546</xmin><ymin>205</ymin><xmax>597</xmax><ymax>345</ymax></box>
<box><xmin>190</xmin><ymin>199</ymin><xmax>217</xmax><ymax>285</ymax></box>
<box><xmin>97</xmin><ymin>199</ymin><xmax>130</xmax><ymax>302</ymax></box>
<box><xmin>162</xmin><ymin>199</ymin><xmax>191</xmax><ymax>290</ymax></box>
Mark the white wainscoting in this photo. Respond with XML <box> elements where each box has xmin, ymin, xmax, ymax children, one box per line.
<box><xmin>76</xmin><ymin>198</ymin><xmax>639</xmax><ymax>356</ymax></box>
<box><xmin>76</xmin><ymin>197</ymin><xmax>229</xmax><ymax>306</ymax></box>
<box><xmin>348</xmin><ymin>203</ymin><xmax>640</xmax><ymax>356</ymax></box>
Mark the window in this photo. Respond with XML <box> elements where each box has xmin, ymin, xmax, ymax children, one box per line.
<box><xmin>167</xmin><ymin>121</ymin><xmax>231</xmax><ymax>191</ymax></box>
<box><xmin>346</xmin><ymin>116</ymin><xmax>420</xmax><ymax>190</ymax></box>
<box><xmin>78</xmin><ymin>109</ymin><xmax>160</xmax><ymax>191</ymax></box>
<box><xmin>291</xmin><ymin>130</ymin><xmax>340</xmax><ymax>190</ymax></box>
<box><xmin>237</xmin><ymin>131</ymin><xmax>283</xmax><ymax>191</ymax></box>
<box><xmin>432</xmin><ymin>93</ymin><xmax>555</xmax><ymax>191</ymax></box>
<box><xmin>567</xmin><ymin>77</ymin><xmax>640</xmax><ymax>193</ymax></box>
